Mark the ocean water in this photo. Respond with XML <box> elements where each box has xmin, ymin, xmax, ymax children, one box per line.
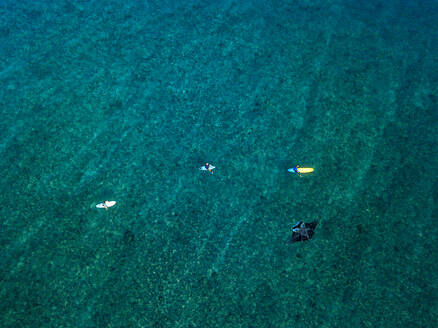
<box><xmin>0</xmin><ymin>0</ymin><xmax>437</xmax><ymax>327</ymax></box>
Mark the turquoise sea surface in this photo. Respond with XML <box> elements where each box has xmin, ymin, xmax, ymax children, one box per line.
<box><xmin>0</xmin><ymin>0</ymin><xmax>437</xmax><ymax>327</ymax></box>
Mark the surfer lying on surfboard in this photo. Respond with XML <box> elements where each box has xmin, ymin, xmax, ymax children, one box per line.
<box><xmin>200</xmin><ymin>163</ymin><xmax>214</xmax><ymax>174</ymax></box>
<box><xmin>290</xmin><ymin>165</ymin><xmax>302</xmax><ymax>177</ymax></box>
<box><xmin>103</xmin><ymin>200</ymin><xmax>111</xmax><ymax>210</ymax></box>
<box><xmin>288</xmin><ymin>165</ymin><xmax>314</xmax><ymax>176</ymax></box>
<box><xmin>96</xmin><ymin>200</ymin><xmax>116</xmax><ymax>210</ymax></box>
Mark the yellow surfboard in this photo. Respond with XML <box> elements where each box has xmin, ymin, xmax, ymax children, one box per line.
<box><xmin>297</xmin><ymin>167</ymin><xmax>314</xmax><ymax>174</ymax></box>
<box><xmin>289</xmin><ymin>167</ymin><xmax>314</xmax><ymax>173</ymax></box>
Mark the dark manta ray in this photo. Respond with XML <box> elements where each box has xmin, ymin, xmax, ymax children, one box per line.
<box><xmin>288</xmin><ymin>221</ymin><xmax>318</xmax><ymax>243</ymax></box>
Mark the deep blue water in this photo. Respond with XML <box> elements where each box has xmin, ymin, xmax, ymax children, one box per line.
<box><xmin>0</xmin><ymin>0</ymin><xmax>437</xmax><ymax>327</ymax></box>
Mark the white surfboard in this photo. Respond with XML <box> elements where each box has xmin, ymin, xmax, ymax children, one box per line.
<box><xmin>200</xmin><ymin>165</ymin><xmax>215</xmax><ymax>171</ymax></box>
<box><xmin>96</xmin><ymin>201</ymin><xmax>116</xmax><ymax>209</ymax></box>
